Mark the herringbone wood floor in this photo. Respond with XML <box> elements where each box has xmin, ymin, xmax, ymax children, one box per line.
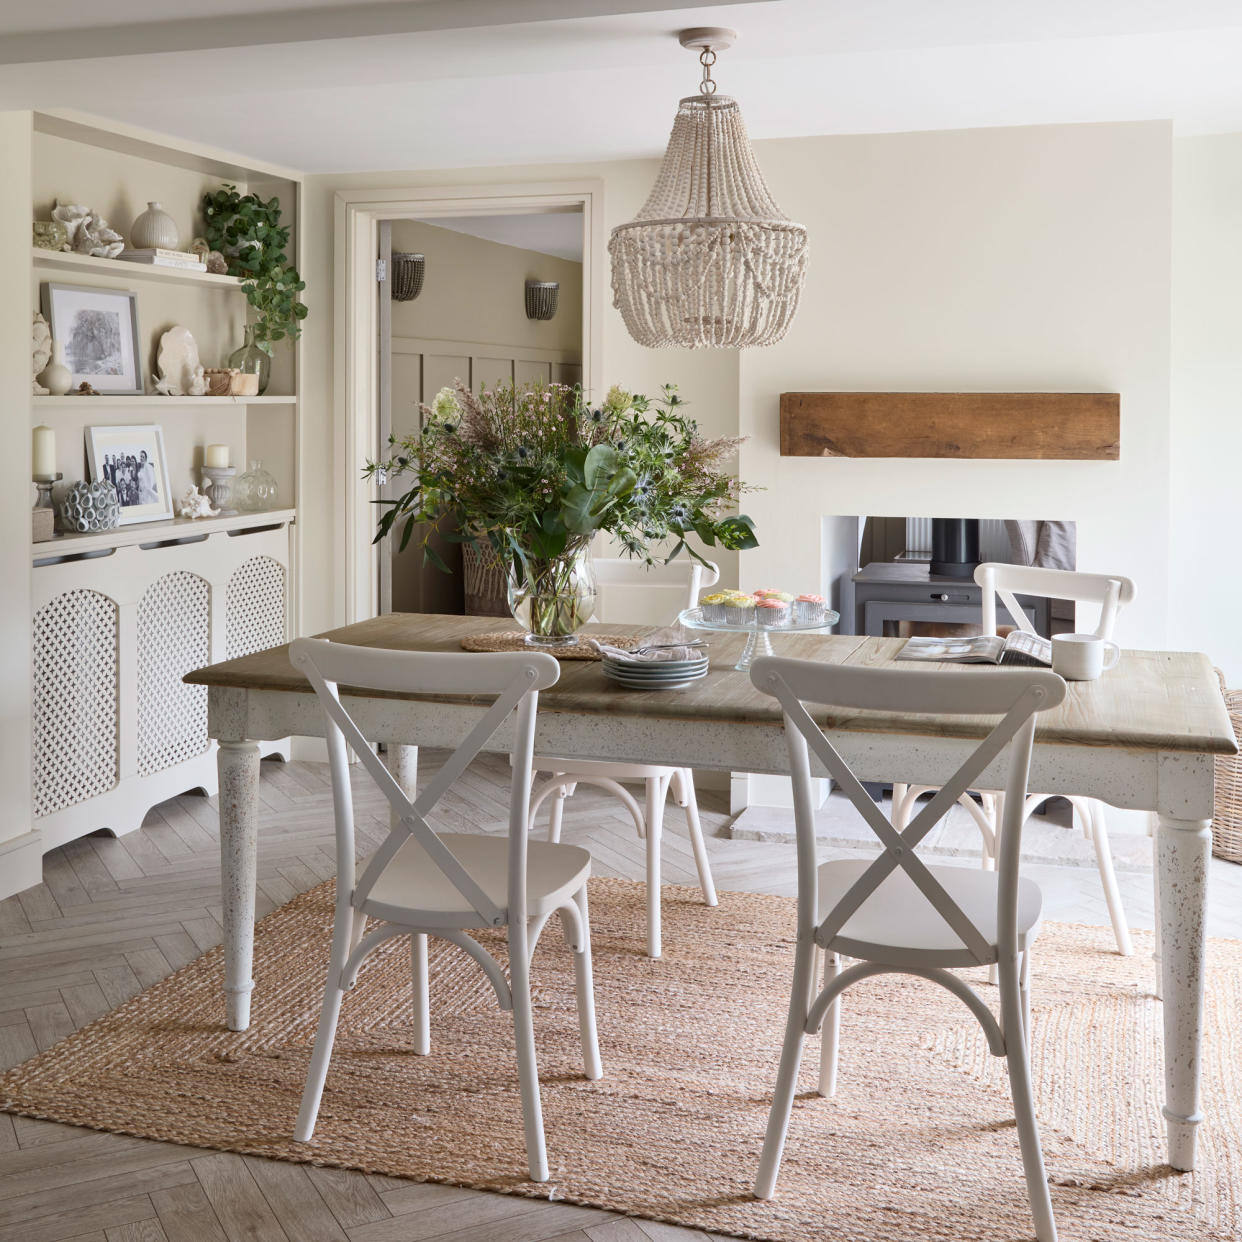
<box><xmin>4</xmin><ymin>753</ymin><xmax>1238</xmax><ymax>1242</ymax></box>
<box><xmin>0</xmin><ymin>755</ymin><xmax>792</xmax><ymax>1242</ymax></box>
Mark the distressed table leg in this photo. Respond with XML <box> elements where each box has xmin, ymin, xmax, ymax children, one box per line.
<box><xmin>219</xmin><ymin>740</ymin><xmax>261</xmax><ymax>1032</ymax></box>
<box><xmin>384</xmin><ymin>743</ymin><xmax>418</xmax><ymax>827</ymax></box>
<box><xmin>1156</xmin><ymin>813</ymin><xmax>1211</xmax><ymax>1171</ymax></box>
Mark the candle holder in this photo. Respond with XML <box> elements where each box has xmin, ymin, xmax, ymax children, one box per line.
<box><xmin>33</xmin><ymin>472</ymin><xmax>63</xmax><ymax>510</ymax></box>
<box><xmin>201</xmin><ymin>465</ymin><xmax>237</xmax><ymax>516</ymax></box>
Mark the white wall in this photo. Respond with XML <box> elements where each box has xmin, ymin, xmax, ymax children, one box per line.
<box><xmin>1</xmin><ymin>112</ymin><xmax>39</xmax><ymax>893</ymax></box>
<box><xmin>739</xmin><ymin>121</ymin><xmax>1174</xmax><ymax>651</ymax></box>
<box><xmin>1170</xmin><ymin>134</ymin><xmax>1242</xmax><ymax>683</ymax></box>
<box><xmin>301</xmin><ymin>121</ymin><xmax>1201</xmax><ymax>668</ymax></box>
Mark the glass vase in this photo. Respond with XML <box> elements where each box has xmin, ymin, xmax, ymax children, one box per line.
<box><xmin>506</xmin><ymin>544</ymin><xmax>597</xmax><ymax>646</ymax></box>
<box><xmin>234</xmin><ymin>460</ymin><xmax>279</xmax><ymax>512</ymax></box>
<box><xmin>227</xmin><ymin>324</ymin><xmax>271</xmax><ymax>395</ymax></box>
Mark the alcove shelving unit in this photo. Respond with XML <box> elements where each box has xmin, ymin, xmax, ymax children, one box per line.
<box><xmin>26</xmin><ymin>109</ymin><xmax>304</xmax><ymax>854</ymax></box>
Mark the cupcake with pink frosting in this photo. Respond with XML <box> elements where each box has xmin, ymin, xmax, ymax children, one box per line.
<box><xmin>796</xmin><ymin>593</ymin><xmax>827</xmax><ymax>623</ymax></box>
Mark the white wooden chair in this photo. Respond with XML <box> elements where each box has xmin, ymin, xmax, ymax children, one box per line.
<box><xmin>892</xmin><ymin>563</ymin><xmax>1137</xmax><ymax>957</ymax></box>
<box><xmin>750</xmin><ymin>656</ymin><xmax>1065</xmax><ymax>1242</ymax></box>
<box><xmin>530</xmin><ymin>559</ymin><xmax>720</xmax><ymax>959</ymax></box>
<box><xmin>289</xmin><ymin>638</ymin><xmax>602</xmax><ymax>1184</ymax></box>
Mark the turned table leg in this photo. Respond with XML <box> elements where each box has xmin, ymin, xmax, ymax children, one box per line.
<box><xmin>384</xmin><ymin>743</ymin><xmax>418</xmax><ymax>827</ymax></box>
<box><xmin>218</xmin><ymin>740</ymin><xmax>261</xmax><ymax>1032</ymax></box>
<box><xmin>1155</xmin><ymin>813</ymin><xmax>1212</xmax><ymax>1171</ymax></box>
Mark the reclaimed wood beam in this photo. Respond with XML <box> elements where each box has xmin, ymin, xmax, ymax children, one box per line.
<box><xmin>779</xmin><ymin>392</ymin><xmax>1120</xmax><ymax>460</ymax></box>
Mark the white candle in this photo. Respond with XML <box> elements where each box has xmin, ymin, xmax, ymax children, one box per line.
<box><xmin>32</xmin><ymin>425</ymin><xmax>56</xmax><ymax>480</ymax></box>
<box><xmin>204</xmin><ymin>444</ymin><xmax>230</xmax><ymax>468</ymax></box>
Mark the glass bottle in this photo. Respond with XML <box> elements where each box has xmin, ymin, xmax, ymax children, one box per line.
<box><xmin>227</xmin><ymin>324</ymin><xmax>271</xmax><ymax>395</ymax></box>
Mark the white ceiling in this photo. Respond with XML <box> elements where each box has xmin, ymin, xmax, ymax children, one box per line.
<box><xmin>5</xmin><ymin>1</ymin><xmax>1242</xmax><ymax>173</ymax></box>
<box><xmin>418</xmin><ymin>213</ymin><xmax>584</xmax><ymax>262</ymax></box>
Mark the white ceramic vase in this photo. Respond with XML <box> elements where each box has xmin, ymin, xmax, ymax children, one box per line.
<box><xmin>38</xmin><ymin>342</ymin><xmax>72</xmax><ymax>396</ymax></box>
<box><xmin>130</xmin><ymin>201</ymin><xmax>179</xmax><ymax>250</ymax></box>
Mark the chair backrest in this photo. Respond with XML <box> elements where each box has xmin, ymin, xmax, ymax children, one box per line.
<box><xmin>593</xmin><ymin>557</ymin><xmax>720</xmax><ymax>624</ymax></box>
<box><xmin>975</xmin><ymin>562</ymin><xmax>1135</xmax><ymax>641</ymax></box>
<box><xmin>289</xmin><ymin>637</ymin><xmax>560</xmax><ymax>928</ymax></box>
<box><xmin>750</xmin><ymin>656</ymin><xmax>1065</xmax><ymax>964</ymax></box>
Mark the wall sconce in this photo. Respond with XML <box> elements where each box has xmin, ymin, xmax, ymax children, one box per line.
<box><xmin>391</xmin><ymin>252</ymin><xmax>425</xmax><ymax>301</ymax></box>
<box><xmin>525</xmin><ymin>280</ymin><xmax>559</xmax><ymax>321</ymax></box>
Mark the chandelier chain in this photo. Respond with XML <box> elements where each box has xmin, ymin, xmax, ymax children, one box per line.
<box><xmin>698</xmin><ymin>47</ymin><xmax>717</xmax><ymax>95</ymax></box>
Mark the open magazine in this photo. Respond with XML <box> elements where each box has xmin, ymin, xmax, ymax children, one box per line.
<box><xmin>896</xmin><ymin>631</ymin><xmax>1053</xmax><ymax>667</ymax></box>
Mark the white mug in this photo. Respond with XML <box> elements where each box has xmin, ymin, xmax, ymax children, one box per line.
<box><xmin>1051</xmin><ymin>633</ymin><xmax>1121</xmax><ymax>681</ymax></box>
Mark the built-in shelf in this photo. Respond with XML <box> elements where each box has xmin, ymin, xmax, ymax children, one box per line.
<box><xmin>34</xmin><ymin>395</ymin><xmax>295</xmax><ymax>407</ymax></box>
<box><xmin>32</xmin><ymin>507</ymin><xmax>296</xmax><ymax>563</ymax></box>
<box><xmin>32</xmin><ymin>247</ymin><xmax>245</xmax><ymax>290</ymax></box>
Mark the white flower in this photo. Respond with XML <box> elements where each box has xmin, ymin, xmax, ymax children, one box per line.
<box><xmin>431</xmin><ymin>387</ymin><xmax>460</xmax><ymax>421</ymax></box>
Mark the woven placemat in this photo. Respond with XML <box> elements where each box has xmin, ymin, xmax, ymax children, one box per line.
<box><xmin>460</xmin><ymin>632</ymin><xmax>640</xmax><ymax>659</ymax></box>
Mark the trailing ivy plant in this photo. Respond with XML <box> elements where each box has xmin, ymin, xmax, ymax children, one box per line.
<box><xmin>201</xmin><ymin>184</ymin><xmax>308</xmax><ymax>355</ymax></box>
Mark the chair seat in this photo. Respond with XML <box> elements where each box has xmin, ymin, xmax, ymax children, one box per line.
<box><xmin>816</xmin><ymin>858</ymin><xmax>1043</xmax><ymax>968</ymax></box>
<box><xmin>359</xmin><ymin>833</ymin><xmax>592</xmax><ymax>928</ymax></box>
<box><xmin>531</xmin><ymin>754</ymin><xmax>678</xmax><ymax>780</ymax></box>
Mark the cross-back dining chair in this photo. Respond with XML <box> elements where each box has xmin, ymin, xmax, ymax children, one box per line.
<box><xmin>288</xmin><ymin>637</ymin><xmax>602</xmax><ymax>1184</ymax></box>
<box><xmin>529</xmin><ymin>558</ymin><xmax>720</xmax><ymax>959</ymax></box>
<box><xmin>892</xmin><ymin>563</ymin><xmax>1137</xmax><ymax>956</ymax></box>
<box><xmin>751</xmin><ymin>655</ymin><xmax>1066</xmax><ymax>1242</ymax></box>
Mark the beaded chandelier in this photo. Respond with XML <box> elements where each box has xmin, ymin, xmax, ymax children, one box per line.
<box><xmin>609</xmin><ymin>28</ymin><xmax>808</xmax><ymax>350</ymax></box>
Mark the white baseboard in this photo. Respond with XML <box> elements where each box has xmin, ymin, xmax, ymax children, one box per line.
<box><xmin>0</xmin><ymin>830</ymin><xmax>42</xmax><ymax>900</ymax></box>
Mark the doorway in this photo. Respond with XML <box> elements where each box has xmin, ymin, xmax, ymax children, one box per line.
<box><xmin>376</xmin><ymin>208</ymin><xmax>585</xmax><ymax>616</ymax></box>
<box><xmin>339</xmin><ymin>180</ymin><xmax>605</xmax><ymax>627</ymax></box>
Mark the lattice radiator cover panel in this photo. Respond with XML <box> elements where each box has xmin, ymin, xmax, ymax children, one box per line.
<box><xmin>227</xmin><ymin>556</ymin><xmax>287</xmax><ymax>659</ymax></box>
<box><xmin>137</xmin><ymin>571</ymin><xmax>211</xmax><ymax>777</ymax></box>
<box><xmin>33</xmin><ymin>589</ymin><xmax>120</xmax><ymax>819</ymax></box>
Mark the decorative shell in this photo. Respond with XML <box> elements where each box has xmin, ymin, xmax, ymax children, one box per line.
<box><xmin>32</xmin><ymin>313</ymin><xmax>52</xmax><ymax>395</ymax></box>
<box><xmin>58</xmin><ymin>481</ymin><xmax>121</xmax><ymax>533</ymax></box>
<box><xmin>51</xmin><ymin>200</ymin><xmax>124</xmax><ymax>259</ymax></box>
<box><xmin>177</xmin><ymin>484</ymin><xmax>218</xmax><ymax>519</ymax></box>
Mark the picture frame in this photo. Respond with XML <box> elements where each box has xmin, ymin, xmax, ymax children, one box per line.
<box><xmin>86</xmin><ymin>425</ymin><xmax>173</xmax><ymax>526</ymax></box>
<box><xmin>41</xmin><ymin>282</ymin><xmax>143</xmax><ymax>395</ymax></box>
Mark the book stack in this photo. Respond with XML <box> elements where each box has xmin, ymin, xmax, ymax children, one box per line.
<box><xmin>117</xmin><ymin>248</ymin><xmax>207</xmax><ymax>271</ymax></box>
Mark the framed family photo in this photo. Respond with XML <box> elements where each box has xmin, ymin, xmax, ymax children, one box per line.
<box><xmin>41</xmin><ymin>282</ymin><xmax>143</xmax><ymax>395</ymax></box>
<box><xmin>86</xmin><ymin>425</ymin><xmax>173</xmax><ymax>526</ymax></box>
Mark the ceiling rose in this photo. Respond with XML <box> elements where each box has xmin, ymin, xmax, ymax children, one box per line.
<box><xmin>609</xmin><ymin>27</ymin><xmax>809</xmax><ymax>350</ymax></box>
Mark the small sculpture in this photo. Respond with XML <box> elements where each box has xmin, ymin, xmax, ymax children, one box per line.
<box><xmin>190</xmin><ymin>236</ymin><xmax>211</xmax><ymax>263</ymax></box>
<box><xmin>51</xmin><ymin>201</ymin><xmax>124</xmax><ymax>259</ymax></box>
<box><xmin>32</xmin><ymin>313</ymin><xmax>52</xmax><ymax>395</ymax></box>
<box><xmin>154</xmin><ymin>325</ymin><xmax>208</xmax><ymax>396</ymax></box>
<box><xmin>75</xmin><ymin>381</ymin><xmax>100</xmax><ymax>396</ymax></box>
<box><xmin>177</xmin><ymin>484</ymin><xmax>218</xmax><ymax>519</ymax></box>
<box><xmin>205</xmin><ymin>251</ymin><xmax>228</xmax><ymax>275</ymax></box>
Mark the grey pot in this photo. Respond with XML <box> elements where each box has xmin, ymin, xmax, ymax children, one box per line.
<box><xmin>130</xmin><ymin>201</ymin><xmax>180</xmax><ymax>251</ymax></box>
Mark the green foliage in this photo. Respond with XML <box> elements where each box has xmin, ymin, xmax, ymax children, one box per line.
<box><xmin>365</xmin><ymin>379</ymin><xmax>758</xmax><ymax>576</ymax></box>
<box><xmin>201</xmin><ymin>184</ymin><xmax>308</xmax><ymax>356</ymax></box>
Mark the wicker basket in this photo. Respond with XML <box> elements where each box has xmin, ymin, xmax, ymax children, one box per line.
<box><xmin>1214</xmin><ymin>669</ymin><xmax>1242</xmax><ymax>863</ymax></box>
<box><xmin>462</xmin><ymin>541</ymin><xmax>509</xmax><ymax>618</ymax></box>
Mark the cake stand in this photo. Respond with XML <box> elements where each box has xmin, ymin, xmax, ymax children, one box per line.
<box><xmin>676</xmin><ymin>605</ymin><xmax>841</xmax><ymax>671</ymax></box>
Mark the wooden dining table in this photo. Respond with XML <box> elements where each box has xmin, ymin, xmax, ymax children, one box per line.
<box><xmin>186</xmin><ymin>613</ymin><xmax>1237</xmax><ymax>1173</ymax></box>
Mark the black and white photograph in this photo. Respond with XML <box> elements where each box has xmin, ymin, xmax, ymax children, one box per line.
<box><xmin>85</xmin><ymin>424</ymin><xmax>172</xmax><ymax>525</ymax></box>
<box><xmin>41</xmin><ymin>282</ymin><xmax>143</xmax><ymax>395</ymax></box>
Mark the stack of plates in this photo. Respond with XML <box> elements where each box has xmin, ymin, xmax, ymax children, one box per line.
<box><xmin>601</xmin><ymin>653</ymin><xmax>709</xmax><ymax>691</ymax></box>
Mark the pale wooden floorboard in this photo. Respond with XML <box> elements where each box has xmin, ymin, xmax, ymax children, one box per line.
<box><xmin>3</xmin><ymin>749</ymin><xmax>1221</xmax><ymax>1241</ymax></box>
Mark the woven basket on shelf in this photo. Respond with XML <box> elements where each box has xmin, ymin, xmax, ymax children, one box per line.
<box><xmin>462</xmin><ymin>541</ymin><xmax>509</xmax><ymax>618</ymax></box>
<box><xmin>1214</xmin><ymin>669</ymin><xmax>1242</xmax><ymax>863</ymax></box>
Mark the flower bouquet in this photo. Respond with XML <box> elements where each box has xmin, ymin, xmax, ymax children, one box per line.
<box><xmin>367</xmin><ymin>380</ymin><xmax>758</xmax><ymax>645</ymax></box>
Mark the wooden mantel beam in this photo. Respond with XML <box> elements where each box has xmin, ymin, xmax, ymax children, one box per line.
<box><xmin>779</xmin><ymin>392</ymin><xmax>1120</xmax><ymax>460</ymax></box>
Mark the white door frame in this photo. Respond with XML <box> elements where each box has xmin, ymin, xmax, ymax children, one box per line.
<box><xmin>335</xmin><ymin>180</ymin><xmax>606</xmax><ymax>626</ymax></box>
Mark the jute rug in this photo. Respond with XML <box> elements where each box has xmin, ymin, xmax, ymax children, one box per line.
<box><xmin>2</xmin><ymin>877</ymin><xmax>1240</xmax><ymax>1242</ymax></box>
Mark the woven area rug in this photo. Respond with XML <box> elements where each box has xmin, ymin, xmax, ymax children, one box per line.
<box><xmin>2</xmin><ymin>877</ymin><xmax>1240</xmax><ymax>1242</ymax></box>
